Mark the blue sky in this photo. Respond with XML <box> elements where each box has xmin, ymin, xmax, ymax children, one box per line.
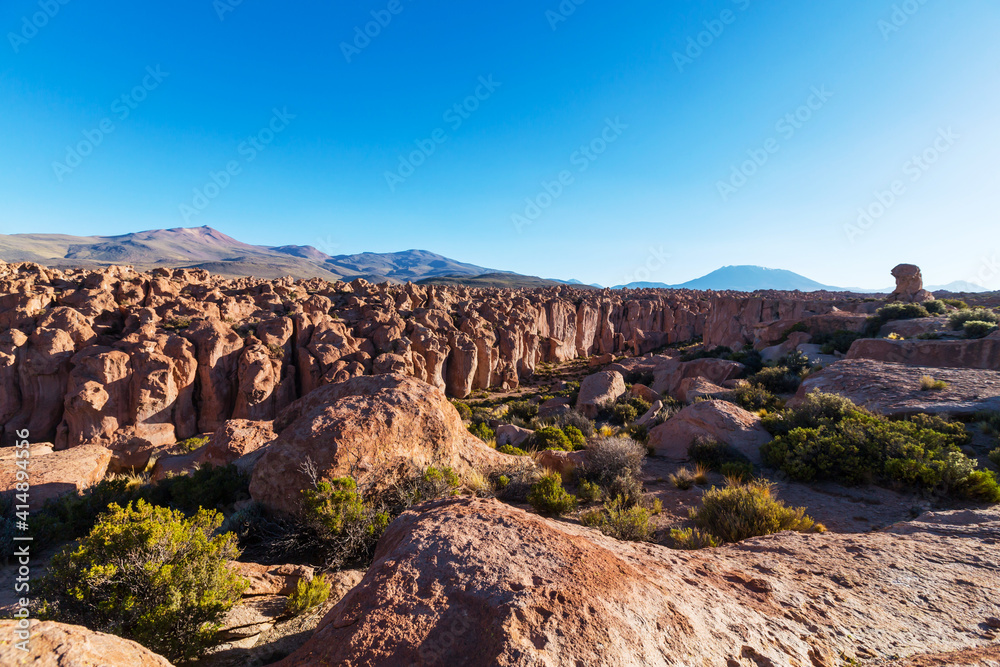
<box><xmin>1</xmin><ymin>0</ymin><xmax>998</xmax><ymax>288</ymax></box>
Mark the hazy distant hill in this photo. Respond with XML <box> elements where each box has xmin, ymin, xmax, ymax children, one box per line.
<box><xmin>0</xmin><ymin>227</ymin><xmax>499</xmax><ymax>283</ymax></box>
<box><xmin>616</xmin><ymin>265</ymin><xmax>839</xmax><ymax>292</ymax></box>
<box><xmin>416</xmin><ymin>272</ymin><xmax>589</xmax><ymax>289</ymax></box>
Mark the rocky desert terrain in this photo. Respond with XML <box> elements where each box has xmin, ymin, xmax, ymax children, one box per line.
<box><xmin>1</xmin><ymin>260</ymin><xmax>999</xmax><ymax>666</ymax></box>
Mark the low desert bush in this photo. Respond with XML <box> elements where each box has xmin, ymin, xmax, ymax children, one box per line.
<box><xmin>728</xmin><ymin>383</ymin><xmax>782</xmax><ymax>412</ymax></box>
<box><xmin>301</xmin><ymin>476</ymin><xmax>390</xmax><ymax>570</ymax></box>
<box><xmin>670</xmin><ymin>527</ymin><xmax>721</xmax><ymax>550</ymax></box>
<box><xmin>451</xmin><ymin>401</ymin><xmax>473</xmax><ymax>421</ymax></box>
<box><xmin>949</xmin><ymin>308</ymin><xmax>999</xmax><ymax>331</ymax></box>
<box><xmin>923</xmin><ymin>300</ymin><xmax>947</xmax><ymax>315</ymax></box>
<box><xmin>761</xmin><ymin>393</ymin><xmax>997</xmax><ymax>501</ymax></box>
<box><xmin>505</xmin><ymin>400</ymin><xmax>538</xmax><ymax>423</ymax></box>
<box><xmin>581</xmin><ymin>496</ymin><xmax>655</xmax><ymax>542</ymax></box>
<box><xmin>497</xmin><ymin>444</ymin><xmax>528</xmax><ymax>456</ymax></box>
<box><xmin>563</xmin><ymin>425</ymin><xmax>587</xmax><ymax>449</ymax></box>
<box><xmin>611</xmin><ymin>402</ymin><xmax>639</xmax><ymax>425</ymax></box>
<box><xmin>488</xmin><ymin>463</ymin><xmax>541</xmax><ymax>502</ymax></box>
<box><xmin>749</xmin><ymin>365</ymin><xmax>805</xmax><ymax>394</ymax></box>
<box><xmin>687</xmin><ymin>436</ymin><xmax>751</xmax><ymax>471</ymax></box>
<box><xmin>920</xmin><ymin>375</ymin><xmax>949</xmax><ymax>392</ymax></box>
<box><xmin>533</xmin><ymin>426</ymin><xmax>571</xmax><ymax>451</ymax></box>
<box><xmin>576</xmin><ymin>480</ymin><xmax>602</xmax><ymax>502</ymax></box>
<box><xmin>285</xmin><ymin>575</ymin><xmax>331</xmax><ymax>615</ymax></box>
<box><xmin>940</xmin><ymin>298</ymin><xmax>969</xmax><ymax>310</ymax></box>
<box><xmin>690</xmin><ymin>480</ymin><xmax>824</xmax><ymax>543</ymax></box>
<box><xmin>578</xmin><ymin>436</ymin><xmax>646</xmax><ymax>489</ymax></box>
<box><xmin>175</xmin><ymin>435</ymin><xmax>210</xmax><ymax>452</ymax></box>
<box><xmin>719</xmin><ymin>461</ymin><xmax>754</xmax><ymax>483</ymax></box>
<box><xmin>528</xmin><ymin>472</ymin><xmax>578</xmax><ymax>516</ymax></box>
<box><xmin>990</xmin><ymin>448</ymin><xmax>1000</xmax><ymax>468</ymax></box>
<box><xmin>39</xmin><ymin>500</ymin><xmax>247</xmax><ymax>662</ymax></box>
<box><xmin>670</xmin><ymin>468</ymin><xmax>695</xmax><ymax>490</ymax></box>
<box><xmin>468</xmin><ymin>422</ymin><xmax>495</xmax><ymax>443</ymax></box>
<box><xmin>865</xmin><ymin>303</ymin><xmax>931</xmax><ymax>336</ymax></box>
<box><xmin>964</xmin><ymin>321</ymin><xmax>998</xmax><ymax>339</ymax></box>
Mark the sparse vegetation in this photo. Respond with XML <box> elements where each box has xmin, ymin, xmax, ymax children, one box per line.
<box><xmin>964</xmin><ymin>320</ymin><xmax>998</xmax><ymax>339</ymax></box>
<box><xmin>669</xmin><ymin>468</ymin><xmax>695</xmax><ymax>490</ymax></box>
<box><xmin>451</xmin><ymin>400</ymin><xmax>473</xmax><ymax>421</ymax></box>
<box><xmin>919</xmin><ymin>375</ymin><xmax>949</xmax><ymax>391</ymax></box>
<box><xmin>990</xmin><ymin>448</ymin><xmax>1000</xmax><ymax>469</ymax></box>
<box><xmin>949</xmin><ymin>308</ymin><xmax>999</xmax><ymax>331</ymax></box>
<box><xmin>497</xmin><ymin>443</ymin><xmax>528</xmax><ymax>456</ymax></box>
<box><xmin>670</xmin><ymin>527</ymin><xmax>721</xmax><ymax>550</ymax></box>
<box><xmin>865</xmin><ymin>303</ymin><xmax>930</xmax><ymax>337</ymax></box>
<box><xmin>581</xmin><ymin>496</ymin><xmax>654</xmax><ymax>542</ymax></box>
<box><xmin>38</xmin><ymin>500</ymin><xmax>247</xmax><ymax>662</ymax></box>
<box><xmin>923</xmin><ymin>300</ymin><xmax>947</xmax><ymax>315</ymax></box>
<box><xmin>687</xmin><ymin>436</ymin><xmax>751</xmax><ymax>472</ymax></box>
<box><xmin>727</xmin><ymin>382</ymin><xmax>782</xmax><ymax>412</ymax></box>
<box><xmin>175</xmin><ymin>435</ymin><xmax>210</xmax><ymax>452</ymax></box>
<box><xmin>286</xmin><ymin>575</ymin><xmax>331</xmax><ymax>615</ymax></box>
<box><xmin>301</xmin><ymin>476</ymin><xmax>390</xmax><ymax>569</ymax></box>
<box><xmin>163</xmin><ymin>317</ymin><xmax>193</xmax><ymax>331</ymax></box>
<box><xmin>528</xmin><ymin>472</ymin><xmax>578</xmax><ymax>516</ymax></box>
<box><xmin>812</xmin><ymin>330</ymin><xmax>864</xmax><ymax>355</ymax></box>
<box><xmin>468</xmin><ymin>422</ymin><xmax>495</xmax><ymax>443</ymax></box>
<box><xmin>761</xmin><ymin>392</ymin><xmax>998</xmax><ymax>502</ymax></box>
<box><xmin>533</xmin><ymin>426</ymin><xmax>572</xmax><ymax>451</ymax></box>
<box><xmin>690</xmin><ymin>479</ymin><xmax>825</xmax><ymax>544</ymax></box>
<box><xmin>578</xmin><ymin>436</ymin><xmax>646</xmax><ymax>490</ymax></box>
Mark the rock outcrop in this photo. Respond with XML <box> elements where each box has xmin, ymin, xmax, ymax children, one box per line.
<box><xmin>647</xmin><ymin>400</ymin><xmax>771</xmax><ymax>462</ymax></box>
<box><xmin>0</xmin><ymin>443</ymin><xmax>111</xmax><ymax>504</ymax></box>
<box><xmin>277</xmin><ymin>498</ymin><xmax>1000</xmax><ymax>667</ymax></box>
<box><xmin>847</xmin><ymin>336</ymin><xmax>1000</xmax><ymax>371</ymax></box>
<box><xmin>249</xmin><ymin>374</ymin><xmax>511</xmax><ymax>515</ymax></box>
<box><xmin>0</xmin><ymin>620</ymin><xmax>174</xmax><ymax>666</ymax></box>
<box><xmin>792</xmin><ymin>359</ymin><xmax>1000</xmax><ymax>416</ymax></box>
<box><xmin>888</xmin><ymin>263</ymin><xmax>935</xmax><ymax>303</ymax></box>
<box><xmin>576</xmin><ymin>370</ymin><xmax>627</xmax><ymax>418</ymax></box>
<box><xmin>0</xmin><ymin>262</ymin><xmax>712</xmax><ymax>448</ymax></box>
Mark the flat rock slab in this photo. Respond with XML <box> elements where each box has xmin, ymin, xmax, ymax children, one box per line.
<box><xmin>793</xmin><ymin>359</ymin><xmax>1000</xmax><ymax>416</ymax></box>
<box><xmin>0</xmin><ymin>444</ymin><xmax>111</xmax><ymax>505</ymax></box>
<box><xmin>276</xmin><ymin>498</ymin><xmax>1000</xmax><ymax>667</ymax></box>
<box><xmin>0</xmin><ymin>620</ymin><xmax>173</xmax><ymax>666</ymax></box>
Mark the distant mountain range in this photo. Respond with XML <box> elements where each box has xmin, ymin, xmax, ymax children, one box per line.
<box><xmin>614</xmin><ymin>265</ymin><xmax>991</xmax><ymax>294</ymax></box>
<box><xmin>0</xmin><ymin>228</ymin><xmax>991</xmax><ymax>293</ymax></box>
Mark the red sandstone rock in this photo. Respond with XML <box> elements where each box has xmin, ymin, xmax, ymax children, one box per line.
<box><xmin>576</xmin><ymin>370</ymin><xmax>627</xmax><ymax>418</ymax></box>
<box><xmin>647</xmin><ymin>399</ymin><xmax>771</xmax><ymax>462</ymax></box>
<box><xmin>0</xmin><ymin>444</ymin><xmax>111</xmax><ymax>505</ymax></box>
<box><xmin>0</xmin><ymin>621</ymin><xmax>174</xmax><ymax>666</ymax></box>
<box><xmin>277</xmin><ymin>498</ymin><xmax>1000</xmax><ymax>667</ymax></box>
<box><xmin>203</xmin><ymin>419</ymin><xmax>277</xmax><ymax>467</ymax></box>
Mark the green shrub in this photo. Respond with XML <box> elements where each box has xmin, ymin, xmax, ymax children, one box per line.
<box><xmin>563</xmin><ymin>425</ymin><xmax>587</xmax><ymax>450</ymax></box>
<box><xmin>761</xmin><ymin>393</ymin><xmax>983</xmax><ymax>497</ymax></box>
<box><xmin>691</xmin><ymin>480</ymin><xmax>824</xmax><ymax>543</ymax></box>
<box><xmin>286</xmin><ymin>575</ymin><xmax>331</xmax><ymax>615</ymax></box>
<box><xmin>528</xmin><ymin>473</ymin><xmax>578</xmax><ymax>516</ymax></box>
<box><xmin>687</xmin><ymin>436</ymin><xmax>751</xmax><ymax>471</ymax></box>
<box><xmin>728</xmin><ymin>383</ymin><xmax>782</xmax><ymax>412</ymax></box>
<box><xmin>669</xmin><ymin>468</ymin><xmax>695</xmax><ymax>490</ymax></box>
<box><xmin>865</xmin><ymin>303</ymin><xmax>930</xmax><ymax>336</ymax></box>
<box><xmin>468</xmin><ymin>422</ymin><xmax>495</xmax><ymax>442</ymax></box>
<box><xmin>729</xmin><ymin>347</ymin><xmax>764</xmax><ymax>374</ymax></box>
<box><xmin>958</xmin><ymin>470</ymin><xmax>1000</xmax><ymax>503</ymax></box>
<box><xmin>990</xmin><ymin>448</ymin><xmax>1000</xmax><ymax>468</ymax></box>
<box><xmin>923</xmin><ymin>300</ymin><xmax>947</xmax><ymax>315</ymax></box>
<box><xmin>534</xmin><ymin>426</ymin><xmax>571</xmax><ymax>451</ymax></box>
<box><xmin>584</xmin><ymin>496</ymin><xmax>654</xmax><ymax>542</ymax></box>
<box><xmin>148</xmin><ymin>464</ymin><xmax>250</xmax><ymax>515</ymax></box>
<box><xmin>919</xmin><ymin>375</ymin><xmax>948</xmax><ymax>391</ymax></box>
<box><xmin>505</xmin><ymin>400</ymin><xmax>538</xmax><ymax>422</ymax></box>
<box><xmin>669</xmin><ymin>527</ymin><xmax>721</xmax><ymax>550</ymax></box>
<box><xmin>950</xmin><ymin>308</ymin><xmax>999</xmax><ymax>331</ymax></box>
<box><xmin>577</xmin><ymin>480</ymin><xmax>602</xmax><ymax>502</ymax></box>
<box><xmin>749</xmin><ymin>366</ymin><xmax>804</xmax><ymax>394</ymax></box>
<box><xmin>175</xmin><ymin>435</ymin><xmax>210</xmax><ymax>452</ymax></box>
<box><xmin>497</xmin><ymin>444</ymin><xmax>528</xmax><ymax>456</ymax></box>
<box><xmin>301</xmin><ymin>477</ymin><xmax>390</xmax><ymax>569</ymax></box>
<box><xmin>451</xmin><ymin>401</ymin><xmax>473</xmax><ymax>421</ymax></box>
<box><xmin>812</xmin><ymin>330</ymin><xmax>865</xmax><ymax>355</ymax></box>
<box><xmin>940</xmin><ymin>298</ymin><xmax>969</xmax><ymax>310</ymax></box>
<box><xmin>611</xmin><ymin>402</ymin><xmax>639</xmax><ymax>425</ymax></box>
<box><xmin>964</xmin><ymin>321</ymin><xmax>998</xmax><ymax>339</ymax></box>
<box><xmin>163</xmin><ymin>317</ymin><xmax>193</xmax><ymax>331</ymax></box>
<box><xmin>39</xmin><ymin>500</ymin><xmax>247</xmax><ymax>662</ymax></box>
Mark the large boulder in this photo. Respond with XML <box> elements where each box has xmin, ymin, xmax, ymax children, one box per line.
<box><xmin>203</xmin><ymin>419</ymin><xmax>277</xmax><ymax>467</ymax></box>
<box><xmin>675</xmin><ymin>377</ymin><xmax>727</xmax><ymax>404</ymax></box>
<box><xmin>249</xmin><ymin>374</ymin><xmax>510</xmax><ymax>515</ymax></box>
<box><xmin>0</xmin><ymin>444</ymin><xmax>111</xmax><ymax>505</ymax></box>
<box><xmin>0</xmin><ymin>620</ymin><xmax>173</xmax><ymax>666</ymax></box>
<box><xmin>495</xmin><ymin>424</ymin><xmax>533</xmax><ymax>449</ymax></box>
<box><xmin>791</xmin><ymin>359</ymin><xmax>1000</xmax><ymax>417</ymax></box>
<box><xmin>649</xmin><ymin>357</ymin><xmax>745</xmax><ymax>400</ymax></box>
<box><xmin>888</xmin><ymin>263</ymin><xmax>935</xmax><ymax>303</ymax></box>
<box><xmin>575</xmin><ymin>370</ymin><xmax>626</xmax><ymax>418</ymax></box>
<box><xmin>647</xmin><ymin>400</ymin><xmax>771</xmax><ymax>463</ymax></box>
<box><xmin>276</xmin><ymin>498</ymin><xmax>1000</xmax><ymax>667</ymax></box>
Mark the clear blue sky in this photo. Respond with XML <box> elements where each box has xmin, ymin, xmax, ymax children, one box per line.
<box><xmin>2</xmin><ymin>0</ymin><xmax>998</xmax><ymax>288</ymax></box>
